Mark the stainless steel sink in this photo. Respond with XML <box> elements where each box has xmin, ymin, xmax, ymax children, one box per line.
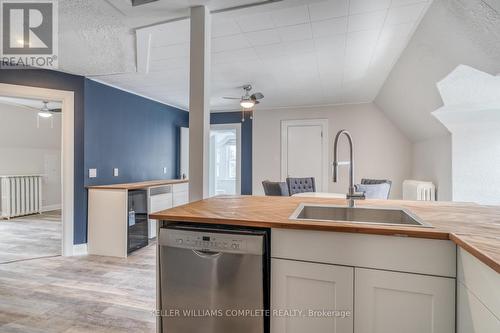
<box><xmin>289</xmin><ymin>203</ymin><xmax>431</xmax><ymax>227</ymax></box>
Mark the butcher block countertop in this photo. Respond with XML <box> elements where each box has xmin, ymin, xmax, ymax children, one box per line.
<box><xmin>150</xmin><ymin>195</ymin><xmax>500</xmax><ymax>274</ymax></box>
<box><xmin>87</xmin><ymin>179</ymin><xmax>188</xmax><ymax>190</ymax></box>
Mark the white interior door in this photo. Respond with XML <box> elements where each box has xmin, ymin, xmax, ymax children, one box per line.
<box><xmin>209</xmin><ymin>124</ymin><xmax>241</xmax><ymax>197</ymax></box>
<box><xmin>281</xmin><ymin>119</ymin><xmax>328</xmax><ymax>192</ymax></box>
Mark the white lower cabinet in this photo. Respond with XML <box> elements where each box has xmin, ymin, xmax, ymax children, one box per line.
<box><xmin>354</xmin><ymin>268</ymin><xmax>455</xmax><ymax>333</ymax></box>
<box><xmin>457</xmin><ymin>249</ymin><xmax>500</xmax><ymax>333</ymax></box>
<box><xmin>271</xmin><ymin>259</ymin><xmax>354</xmax><ymax>333</ymax></box>
<box><xmin>270</xmin><ymin>229</ymin><xmax>457</xmax><ymax>332</ymax></box>
<box><xmin>172</xmin><ymin>183</ymin><xmax>189</xmax><ymax>207</ymax></box>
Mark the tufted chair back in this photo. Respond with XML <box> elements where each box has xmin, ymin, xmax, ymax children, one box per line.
<box><xmin>262</xmin><ymin>181</ymin><xmax>290</xmax><ymax>196</ymax></box>
<box><xmin>286</xmin><ymin>177</ymin><xmax>316</xmax><ymax>195</ymax></box>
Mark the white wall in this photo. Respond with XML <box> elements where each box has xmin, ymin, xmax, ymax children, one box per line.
<box><xmin>0</xmin><ymin>102</ymin><xmax>61</xmax><ymax>211</ymax></box>
<box><xmin>412</xmin><ymin>135</ymin><xmax>452</xmax><ymax>201</ymax></box>
<box><xmin>375</xmin><ymin>0</ymin><xmax>500</xmax><ymax>142</ymax></box>
<box><xmin>374</xmin><ymin>0</ymin><xmax>499</xmax><ymax>201</ymax></box>
<box><xmin>253</xmin><ymin>103</ymin><xmax>412</xmax><ymax>199</ymax></box>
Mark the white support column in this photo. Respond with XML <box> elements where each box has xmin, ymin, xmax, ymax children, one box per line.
<box><xmin>189</xmin><ymin>6</ymin><xmax>211</xmax><ymax>201</ymax></box>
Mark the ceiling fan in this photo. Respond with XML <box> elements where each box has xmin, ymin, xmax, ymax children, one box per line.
<box><xmin>223</xmin><ymin>84</ymin><xmax>264</xmax><ymax>109</ymax></box>
<box><xmin>37</xmin><ymin>101</ymin><xmax>62</xmax><ymax>118</ymax></box>
<box><xmin>223</xmin><ymin>85</ymin><xmax>264</xmax><ymax>121</ymax></box>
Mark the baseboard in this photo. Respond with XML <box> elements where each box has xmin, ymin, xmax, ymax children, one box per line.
<box><xmin>72</xmin><ymin>243</ymin><xmax>88</xmax><ymax>256</ymax></box>
<box><xmin>42</xmin><ymin>204</ymin><xmax>62</xmax><ymax>212</ymax></box>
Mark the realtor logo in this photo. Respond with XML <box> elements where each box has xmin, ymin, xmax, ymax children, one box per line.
<box><xmin>1</xmin><ymin>0</ymin><xmax>58</xmax><ymax>68</ymax></box>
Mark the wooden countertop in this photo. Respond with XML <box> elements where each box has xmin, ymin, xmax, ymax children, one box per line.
<box><xmin>150</xmin><ymin>195</ymin><xmax>500</xmax><ymax>274</ymax></box>
<box><xmin>86</xmin><ymin>179</ymin><xmax>188</xmax><ymax>190</ymax></box>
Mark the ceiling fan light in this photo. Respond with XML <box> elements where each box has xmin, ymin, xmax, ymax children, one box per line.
<box><xmin>38</xmin><ymin>111</ymin><xmax>53</xmax><ymax>118</ymax></box>
<box><xmin>240</xmin><ymin>99</ymin><xmax>255</xmax><ymax>109</ymax></box>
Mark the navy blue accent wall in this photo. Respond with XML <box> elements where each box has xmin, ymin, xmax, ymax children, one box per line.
<box><xmin>0</xmin><ymin>68</ymin><xmax>87</xmax><ymax>244</ymax></box>
<box><xmin>210</xmin><ymin>112</ymin><xmax>253</xmax><ymax>195</ymax></box>
<box><xmin>84</xmin><ymin>79</ymin><xmax>189</xmax><ymax>188</ymax></box>
<box><xmin>0</xmin><ymin>71</ymin><xmax>188</xmax><ymax>245</ymax></box>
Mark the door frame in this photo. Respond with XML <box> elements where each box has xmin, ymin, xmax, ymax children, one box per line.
<box><xmin>209</xmin><ymin>123</ymin><xmax>242</xmax><ymax>196</ymax></box>
<box><xmin>0</xmin><ymin>83</ymin><xmax>75</xmax><ymax>256</ymax></box>
<box><xmin>281</xmin><ymin>119</ymin><xmax>329</xmax><ymax>192</ymax></box>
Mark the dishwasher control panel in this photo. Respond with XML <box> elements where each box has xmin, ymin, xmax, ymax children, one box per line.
<box><xmin>160</xmin><ymin>228</ymin><xmax>264</xmax><ymax>255</ymax></box>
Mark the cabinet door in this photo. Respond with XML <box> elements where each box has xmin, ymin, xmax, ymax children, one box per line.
<box><xmin>172</xmin><ymin>183</ymin><xmax>189</xmax><ymax>207</ymax></box>
<box><xmin>272</xmin><ymin>259</ymin><xmax>354</xmax><ymax>333</ymax></box>
<box><xmin>457</xmin><ymin>282</ymin><xmax>500</xmax><ymax>333</ymax></box>
<box><xmin>354</xmin><ymin>268</ymin><xmax>455</xmax><ymax>333</ymax></box>
<box><xmin>148</xmin><ymin>192</ymin><xmax>173</xmax><ymax>239</ymax></box>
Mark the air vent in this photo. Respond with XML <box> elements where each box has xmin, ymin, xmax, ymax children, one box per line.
<box><xmin>131</xmin><ymin>0</ymin><xmax>159</xmax><ymax>6</ymax></box>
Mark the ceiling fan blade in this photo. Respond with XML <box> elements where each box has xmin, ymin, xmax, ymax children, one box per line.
<box><xmin>251</xmin><ymin>92</ymin><xmax>264</xmax><ymax>100</ymax></box>
<box><xmin>222</xmin><ymin>97</ymin><xmax>241</xmax><ymax>100</ymax></box>
<box><xmin>49</xmin><ymin>108</ymin><xmax>62</xmax><ymax>113</ymax></box>
<box><xmin>254</xmin><ymin>100</ymin><xmax>260</xmax><ymax>105</ymax></box>
<box><xmin>131</xmin><ymin>0</ymin><xmax>159</xmax><ymax>6</ymax></box>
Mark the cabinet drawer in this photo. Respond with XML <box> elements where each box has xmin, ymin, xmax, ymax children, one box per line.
<box><xmin>173</xmin><ymin>182</ymin><xmax>188</xmax><ymax>193</ymax></box>
<box><xmin>272</xmin><ymin>229</ymin><xmax>456</xmax><ymax>277</ymax></box>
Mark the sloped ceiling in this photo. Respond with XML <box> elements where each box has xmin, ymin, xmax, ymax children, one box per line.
<box><xmin>56</xmin><ymin>0</ymin><xmax>433</xmax><ymax>111</ymax></box>
<box><xmin>375</xmin><ymin>0</ymin><xmax>500</xmax><ymax>142</ymax></box>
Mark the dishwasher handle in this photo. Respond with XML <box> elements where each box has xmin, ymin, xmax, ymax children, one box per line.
<box><xmin>192</xmin><ymin>249</ymin><xmax>222</xmax><ymax>259</ymax></box>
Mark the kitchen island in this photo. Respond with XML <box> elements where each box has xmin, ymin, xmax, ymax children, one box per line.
<box><xmin>151</xmin><ymin>196</ymin><xmax>500</xmax><ymax>333</ymax></box>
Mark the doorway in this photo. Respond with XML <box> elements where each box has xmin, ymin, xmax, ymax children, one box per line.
<box><xmin>281</xmin><ymin>119</ymin><xmax>329</xmax><ymax>192</ymax></box>
<box><xmin>209</xmin><ymin>124</ymin><xmax>241</xmax><ymax>196</ymax></box>
<box><xmin>0</xmin><ymin>83</ymin><xmax>75</xmax><ymax>256</ymax></box>
<box><xmin>0</xmin><ymin>96</ymin><xmax>62</xmax><ymax>263</ymax></box>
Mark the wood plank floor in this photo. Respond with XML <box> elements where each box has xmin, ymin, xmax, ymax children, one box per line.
<box><xmin>0</xmin><ymin>244</ymin><xmax>156</xmax><ymax>332</ymax></box>
<box><xmin>0</xmin><ymin>211</ymin><xmax>61</xmax><ymax>263</ymax></box>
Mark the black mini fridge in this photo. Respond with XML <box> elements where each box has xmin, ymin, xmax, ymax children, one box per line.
<box><xmin>127</xmin><ymin>189</ymin><xmax>149</xmax><ymax>253</ymax></box>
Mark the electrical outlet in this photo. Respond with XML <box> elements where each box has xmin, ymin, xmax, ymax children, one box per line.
<box><xmin>89</xmin><ymin>168</ymin><xmax>97</xmax><ymax>178</ymax></box>
<box><xmin>163</xmin><ymin>167</ymin><xmax>167</xmax><ymax>174</ymax></box>
<box><xmin>113</xmin><ymin>168</ymin><xmax>119</xmax><ymax>177</ymax></box>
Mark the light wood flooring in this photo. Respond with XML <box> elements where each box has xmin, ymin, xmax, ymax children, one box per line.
<box><xmin>0</xmin><ymin>244</ymin><xmax>156</xmax><ymax>332</ymax></box>
<box><xmin>0</xmin><ymin>211</ymin><xmax>61</xmax><ymax>263</ymax></box>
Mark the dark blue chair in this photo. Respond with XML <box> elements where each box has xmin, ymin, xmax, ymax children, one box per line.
<box><xmin>262</xmin><ymin>181</ymin><xmax>290</xmax><ymax>196</ymax></box>
<box><xmin>286</xmin><ymin>177</ymin><xmax>316</xmax><ymax>196</ymax></box>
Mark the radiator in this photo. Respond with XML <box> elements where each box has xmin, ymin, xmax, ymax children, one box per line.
<box><xmin>0</xmin><ymin>176</ymin><xmax>43</xmax><ymax>219</ymax></box>
<box><xmin>403</xmin><ymin>180</ymin><xmax>436</xmax><ymax>201</ymax></box>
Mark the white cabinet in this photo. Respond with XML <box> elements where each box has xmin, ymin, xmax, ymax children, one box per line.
<box><xmin>457</xmin><ymin>248</ymin><xmax>500</xmax><ymax>333</ymax></box>
<box><xmin>354</xmin><ymin>268</ymin><xmax>455</xmax><ymax>333</ymax></box>
<box><xmin>148</xmin><ymin>186</ymin><xmax>173</xmax><ymax>239</ymax></box>
<box><xmin>272</xmin><ymin>258</ymin><xmax>353</xmax><ymax>333</ymax></box>
<box><xmin>270</xmin><ymin>229</ymin><xmax>458</xmax><ymax>333</ymax></box>
<box><xmin>457</xmin><ymin>282</ymin><xmax>500</xmax><ymax>332</ymax></box>
<box><xmin>173</xmin><ymin>182</ymin><xmax>189</xmax><ymax>207</ymax></box>
<box><xmin>148</xmin><ymin>183</ymin><xmax>190</xmax><ymax>239</ymax></box>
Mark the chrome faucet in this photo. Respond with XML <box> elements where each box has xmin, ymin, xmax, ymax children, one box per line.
<box><xmin>333</xmin><ymin>129</ymin><xmax>365</xmax><ymax>207</ymax></box>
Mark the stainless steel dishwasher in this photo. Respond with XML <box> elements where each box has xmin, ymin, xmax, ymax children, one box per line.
<box><xmin>157</xmin><ymin>224</ymin><xmax>270</xmax><ymax>333</ymax></box>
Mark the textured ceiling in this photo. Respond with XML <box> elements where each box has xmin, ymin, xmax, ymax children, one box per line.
<box><xmin>58</xmin><ymin>0</ymin><xmax>432</xmax><ymax>111</ymax></box>
<box><xmin>375</xmin><ymin>0</ymin><xmax>500</xmax><ymax>142</ymax></box>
